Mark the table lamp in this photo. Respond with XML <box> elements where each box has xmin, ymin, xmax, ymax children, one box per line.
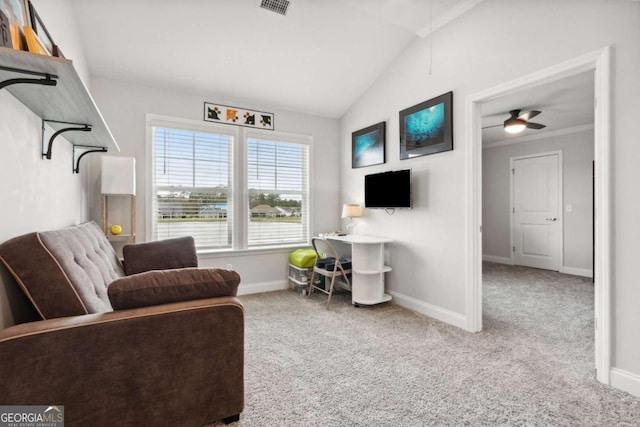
<box><xmin>101</xmin><ymin>156</ymin><xmax>136</xmax><ymax>195</ymax></box>
<box><xmin>342</xmin><ymin>203</ymin><xmax>362</xmax><ymax>235</ymax></box>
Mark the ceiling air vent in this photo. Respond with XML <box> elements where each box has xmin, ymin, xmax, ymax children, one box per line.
<box><xmin>259</xmin><ymin>0</ymin><xmax>291</xmax><ymax>16</ymax></box>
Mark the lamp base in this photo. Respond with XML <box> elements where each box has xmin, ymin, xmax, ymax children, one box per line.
<box><xmin>346</xmin><ymin>221</ymin><xmax>356</xmax><ymax>235</ymax></box>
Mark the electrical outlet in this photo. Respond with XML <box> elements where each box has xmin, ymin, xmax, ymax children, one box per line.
<box><xmin>226</xmin><ymin>264</ymin><xmax>233</xmax><ymax>270</ymax></box>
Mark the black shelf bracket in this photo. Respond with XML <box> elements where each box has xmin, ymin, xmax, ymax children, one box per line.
<box><xmin>73</xmin><ymin>145</ymin><xmax>107</xmax><ymax>174</ymax></box>
<box><xmin>0</xmin><ymin>65</ymin><xmax>58</xmax><ymax>91</ymax></box>
<box><xmin>42</xmin><ymin>119</ymin><xmax>92</xmax><ymax>159</ymax></box>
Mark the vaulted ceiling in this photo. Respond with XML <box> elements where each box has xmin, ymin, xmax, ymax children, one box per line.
<box><xmin>69</xmin><ymin>0</ymin><xmax>594</xmax><ymax>139</ymax></box>
<box><xmin>70</xmin><ymin>0</ymin><xmax>482</xmax><ymax>118</ymax></box>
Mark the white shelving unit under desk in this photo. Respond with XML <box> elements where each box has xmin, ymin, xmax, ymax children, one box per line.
<box><xmin>325</xmin><ymin>235</ymin><xmax>392</xmax><ymax>306</ymax></box>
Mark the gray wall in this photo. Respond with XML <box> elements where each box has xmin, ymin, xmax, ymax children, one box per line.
<box><xmin>0</xmin><ymin>0</ymin><xmax>90</xmax><ymax>329</ymax></box>
<box><xmin>340</xmin><ymin>0</ymin><xmax>640</xmax><ymax>377</ymax></box>
<box><xmin>88</xmin><ymin>77</ymin><xmax>341</xmax><ymax>291</ymax></box>
<box><xmin>482</xmin><ymin>129</ymin><xmax>594</xmax><ymax>275</ymax></box>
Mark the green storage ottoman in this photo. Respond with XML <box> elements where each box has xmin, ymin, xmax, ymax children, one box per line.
<box><xmin>289</xmin><ymin>248</ymin><xmax>316</xmax><ymax>268</ymax></box>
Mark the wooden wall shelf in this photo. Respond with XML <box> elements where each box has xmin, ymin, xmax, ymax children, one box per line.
<box><xmin>0</xmin><ymin>47</ymin><xmax>119</xmax><ymax>159</ymax></box>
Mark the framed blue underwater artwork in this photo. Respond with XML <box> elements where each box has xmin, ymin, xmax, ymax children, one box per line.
<box><xmin>352</xmin><ymin>121</ymin><xmax>385</xmax><ymax>168</ymax></box>
<box><xmin>399</xmin><ymin>91</ymin><xmax>453</xmax><ymax>160</ymax></box>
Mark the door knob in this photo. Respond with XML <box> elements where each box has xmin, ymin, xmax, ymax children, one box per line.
<box><xmin>545</xmin><ymin>217</ymin><xmax>558</xmax><ymax>221</ymax></box>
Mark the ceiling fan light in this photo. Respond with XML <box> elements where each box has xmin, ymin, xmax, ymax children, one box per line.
<box><xmin>504</xmin><ymin>118</ymin><xmax>526</xmax><ymax>134</ymax></box>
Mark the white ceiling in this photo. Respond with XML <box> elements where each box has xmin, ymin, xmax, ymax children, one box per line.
<box><xmin>69</xmin><ymin>0</ymin><xmax>479</xmax><ymax>118</ymax></box>
<box><xmin>481</xmin><ymin>71</ymin><xmax>595</xmax><ymax>146</ymax></box>
<box><xmin>68</xmin><ymin>0</ymin><xmax>593</xmax><ymax>130</ymax></box>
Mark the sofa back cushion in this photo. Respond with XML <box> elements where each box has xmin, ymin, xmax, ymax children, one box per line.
<box><xmin>0</xmin><ymin>222</ymin><xmax>124</xmax><ymax>319</ymax></box>
<box><xmin>122</xmin><ymin>236</ymin><xmax>197</xmax><ymax>275</ymax></box>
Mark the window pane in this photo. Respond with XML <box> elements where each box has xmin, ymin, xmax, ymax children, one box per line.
<box><xmin>247</xmin><ymin>138</ymin><xmax>309</xmax><ymax>247</ymax></box>
<box><xmin>152</xmin><ymin>126</ymin><xmax>233</xmax><ymax>250</ymax></box>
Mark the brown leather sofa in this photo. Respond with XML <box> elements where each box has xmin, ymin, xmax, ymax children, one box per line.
<box><xmin>0</xmin><ymin>221</ymin><xmax>244</xmax><ymax>426</ymax></box>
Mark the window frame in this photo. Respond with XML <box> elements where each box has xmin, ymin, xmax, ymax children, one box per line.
<box><xmin>244</xmin><ymin>130</ymin><xmax>311</xmax><ymax>249</ymax></box>
<box><xmin>146</xmin><ymin>114</ymin><xmax>312</xmax><ymax>254</ymax></box>
<box><xmin>147</xmin><ymin>116</ymin><xmax>237</xmax><ymax>251</ymax></box>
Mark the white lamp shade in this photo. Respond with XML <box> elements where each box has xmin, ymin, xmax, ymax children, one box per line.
<box><xmin>341</xmin><ymin>204</ymin><xmax>362</xmax><ymax>219</ymax></box>
<box><xmin>101</xmin><ymin>156</ymin><xmax>136</xmax><ymax>195</ymax></box>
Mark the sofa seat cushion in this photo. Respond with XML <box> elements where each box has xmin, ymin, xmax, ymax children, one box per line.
<box><xmin>108</xmin><ymin>268</ymin><xmax>240</xmax><ymax>310</ymax></box>
<box><xmin>0</xmin><ymin>222</ymin><xmax>124</xmax><ymax>319</ymax></box>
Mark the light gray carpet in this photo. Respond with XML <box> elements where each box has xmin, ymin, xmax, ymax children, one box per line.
<box><xmin>212</xmin><ymin>262</ymin><xmax>640</xmax><ymax>426</ymax></box>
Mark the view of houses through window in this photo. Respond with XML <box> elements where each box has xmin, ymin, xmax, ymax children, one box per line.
<box><xmin>150</xmin><ymin>121</ymin><xmax>309</xmax><ymax>251</ymax></box>
<box><xmin>152</xmin><ymin>126</ymin><xmax>233</xmax><ymax>250</ymax></box>
<box><xmin>247</xmin><ymin>137</ymin><xmax>309</xmax><ymax>247</ymax></box>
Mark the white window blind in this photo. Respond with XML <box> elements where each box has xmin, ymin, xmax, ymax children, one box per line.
<box><xmin>151</xmin><ymin>126</ymin><xmax>233</xmax><ymax>250</ymax></box>
<box><xmin>247</xmin><ymin>137</ymin><xmax>309</xmax><ymax>247</ymax></box>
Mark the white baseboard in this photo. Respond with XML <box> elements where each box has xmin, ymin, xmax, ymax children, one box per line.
<box><xmin>560</xmin><ymin>266</ymin><xmax>593</xmax><ymax>278</ymax></box>
<box><xmin>610</xmin><ymin>368</ymin><xmax>640</xmax><ymax>397</ymax></box>
<box><xmin>388</xmin><ymin>290</ymin><xmax>467</xmax><ymax>329</ymax></box>
<box><xmin>238</xmin><ymin>280</ymin><xmax>288</xmax><ymax>296</ymax></box>
<box><xmin>481</xmin><ymin>256</ymin><xmax>594</xmax><ymax>278</ymax></box>
<box><xmin>482</xmin><ymin>255</ymin><xmax>512</xmax><ymax>265</ymax></box>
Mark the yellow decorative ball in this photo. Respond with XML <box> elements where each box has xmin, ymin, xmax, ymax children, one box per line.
<box><xmin>110</xmin><ymin>224</ymin><xmax>123</xmax><ymax>235</ymax></box>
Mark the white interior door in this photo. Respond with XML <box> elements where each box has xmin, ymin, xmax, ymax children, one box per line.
<box><xmin>512</xmin><ymin>153</ymin><xmax>561</xmax><ymax>271</ymax></box>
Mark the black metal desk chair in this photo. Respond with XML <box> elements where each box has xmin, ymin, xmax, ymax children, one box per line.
<box><xmin>308</xmin><ymin>237</ymin><xmax>352</xmax><ymax>308</ymax></box>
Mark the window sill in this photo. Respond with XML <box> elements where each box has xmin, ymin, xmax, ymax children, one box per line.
<box><xmin>197</xmin><ymin>243</ymin><xmax>311</xmax><ymax>259</ymax></box>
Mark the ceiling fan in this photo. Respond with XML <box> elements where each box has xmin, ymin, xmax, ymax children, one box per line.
<box><xmin>483</xmin><ymin>109</ymin><xmax>546</xmax><ymax>134</ymax></box>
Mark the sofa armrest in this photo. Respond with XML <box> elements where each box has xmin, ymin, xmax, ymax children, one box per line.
<box><xmin>0</xmin><ymin>297</ymin><xmax>244</xmax><ymax>426</ymax></box>
<box><xmin>122</xmin><ymin>236</ymin><xmax>198</xmax><ymax>275</ymax></box>
<box><xmin>108</xmin><ymin>268</ymin><xmax>240</xmax><ymax>310</ymax></box>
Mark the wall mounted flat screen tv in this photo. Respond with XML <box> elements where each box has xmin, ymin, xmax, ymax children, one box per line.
<box><xmin>364</xmin><ymin>169</ymin><xmax>412</xmax><ymax>208</ymax></box>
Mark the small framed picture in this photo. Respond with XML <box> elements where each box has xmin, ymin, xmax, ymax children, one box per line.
<box><xmin>204</xmin><ymin>102</ymin><xmax>275</xmax><ymax>131</ymax></box>
<box><xmin>0</xmin><ymin>9</ymin><xmax>12</xmax><ymax>48</ymax></box>
<box><xmin>0</xmin><ymin>0</ymin><xmax>29</xmax><ymax>50</ymax></box>
<box><xmin>27</xmin><ymin>0</ymin><xmax>53</xmax><ymax>54</ymax></box>
<box><xmin>352</xmin><ymin>121</ymin><xmax>386</xmax><ymax>168</ymax></box>
<box><xmin>399</xmin><ymin>91</ymin><xmax>453</xmax><ymax>160</ymax></box>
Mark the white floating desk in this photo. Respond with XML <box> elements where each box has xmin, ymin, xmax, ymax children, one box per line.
<box><xmin>324</xmin><ymin>235</ymin><xmax>392</xmax><ymax>306</ymax></box>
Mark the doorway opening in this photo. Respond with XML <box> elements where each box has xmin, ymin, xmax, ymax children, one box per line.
<box><xmin>464</xmin><ymin>47</ymin><xmax>611</xmax><ymax>385</ymax></box>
